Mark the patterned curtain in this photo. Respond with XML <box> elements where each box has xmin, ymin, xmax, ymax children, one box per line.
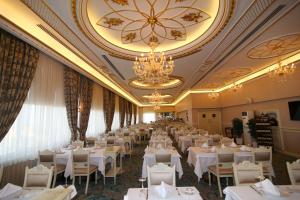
<box><xmin>64</xmin><ymin>67</ymin><xmax>80</xmax><ymax>141</ymax></box>
<box><xmin>119</xmin><ymin>96</ymin><xmax>126</xmax><ymax>128</ymax></box>
<box><xmin>103</xmin><ymin>88</ymin><xmax>115</xmax><ymax>132</ymax></box>
<box><xmin>0</xmin><ymin>29</ymin><xmax>39</xmax><ymax>142</ymax></box>
<box><xmin>133</xmin><ymin>104</ymin><xmax>137</xmax><ymax>124</ymax></box>
<box><xmin>126</xmin><ymin>101</ymin><xmax>132</xmax><ymax>127</ymax></box>
<box><xmin>78</xmin><ymin>76</ymin><xmax>93</xmax><ymax>141</ymax></box>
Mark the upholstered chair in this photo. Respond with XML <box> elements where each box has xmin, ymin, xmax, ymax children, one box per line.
<box><xmin>155</xmin><ymin>152</ymin><xmax>171</xmax><ymax>166</ymax></box>
<box><xmin>23</xmin><ymin>164</ymin><xmax>54</xmax><ymax>190</ymax></box>
<box><xmin>38</xmin><ymin>149</ymin><xmax>66</xmax><ymax>187</ymax></box>
<box><xmin>208</xmin><ymin>148</ymin><xmax>234</xmax><ymax>197</ymax></box>
<box><xmin>147</xmin><ymin>163</ymin><xmax>175</xmax><ymax>187</ymax></box>
<box><xmin>287</xmin><ymin>159</ymin><xmax>300</xmax><ymax>185</ymax></box>
<box><xmin>233</xmin><ymin>161</ymin><xmax>263</xmax><ymax>186</ymax></box>
<box><xmin>253</xmin><ymin>146</ymin><xmax>274</xmax><ymax>181</ymax></box>
<box><xmin>72</xmin><ymin>149</ymin><xmax>98</xmax><ymax>195</ymax></box>
<box><xmin>86</xmin><ymin>137</ymin><xmax>97</xmax><ymax>147</ymax></box>
<box><xmin>106</xmin><ymin>138</ymin><xmax>115</xmax><ymax>147</ymax></box>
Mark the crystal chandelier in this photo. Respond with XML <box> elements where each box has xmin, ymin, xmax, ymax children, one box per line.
<box><xmin>133</xmin><ymin>46</ymin><xmax>174</xmax><ymax>85</ymax></box>
<box><xmin>149</xmin><ymin>90</ymin><xmax>162</xmax><ymax>103</ymax></box>
<box><xmin>208</xmin><ymin>90</ymin><xmax>219</xmax><ymax>99</ymax></box>
<box><xmin>269</xmin><ymin>61</ymin><xmax>296</xmax><ymax>82</ymax></box>
<box><xmin>230</xmin><ymin>83</ymin><xmax>243</xmax><ymax>92</ymax></box>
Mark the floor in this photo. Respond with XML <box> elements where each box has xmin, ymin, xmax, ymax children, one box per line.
<box><xmin>61</xmin><ymin>140</ymin><xmax>296</xmax><ymax>200</ymax></box>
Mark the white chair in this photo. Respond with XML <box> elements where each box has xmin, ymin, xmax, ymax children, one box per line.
<box><xmin>106</xmin><ymin>138</ymin><xmax>115</xmax><ymax>147</ymax></box>
<box><xmin>254</xmin><ymin>147</ymin><xmax>274</xmax><ymax>181</ymax></box>
<box><xmin>72</xmin><ymin>149</ymin><xmax>98</xmax><ymax>195</ymax></box>
<box><xmin>287</xmin><ymin>159</ymin><xmax>300</xmax><ymax>185</ymax></box>
<box><xmin>38</xmin><ymin>149</ymin><xmax>66</xmax><ymax>187</ymax></box>
<box><xmin>86</xmin><ymin>137</ymin><xmax>97</xmax><ymax>147</ymax></box>
<box><xmin>23</xmin><ymin>164</ymin><xmax>54</xmax><ymax>190</ymax></box>
<box><xmin>194</xmin><ymin>138</ymin><xmax>208</xmax><ymax>147</ymax></box>
<box><xmin>234</xmin><ymin>151</ymin><xmax>254</xmax><ymax>164</ymax></box>
<box><xmin>72</xmin><ymin>141</ymin><xmax>84</xmax><ymax>148</ymax></box>
<box><xmin>147</xmin><ymin>163</ymin><xmax>175</xmax><ymax>187</ymax></box>
<box><xmin>233</xmin><ymin>161</ymin><xmax>263</xmax><ymax>186</ymax></box>
<box><xmin>208</xmin><ymin>148</ymin><xmax>234</xmax><ymax>197</ymax></box>
<box><xmin>155</xmin><ymin>150</ymin><xmax>171</xmax><ymax>166</ymax></box>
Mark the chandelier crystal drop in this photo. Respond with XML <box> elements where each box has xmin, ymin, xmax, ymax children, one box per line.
<box><xmin>269</xmin><ymin>61</ymin><xmax>296</xmax><ymax>82</ymax></box>
<box><xmin>133</xmin><ymin>46</ymin><xmax>174</xmax><ymax>84</ymax></box>
<box><xmin>153</xmin><ymin>104</ymin><xmax>161</xmax><ymax>110</ymax></box>
<box><xmin>208</xmin><ymin>90</ymin><xmax>219</xmax><ymax>99</ymax></box>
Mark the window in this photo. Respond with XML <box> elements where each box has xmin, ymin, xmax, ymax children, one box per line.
<box><xmin>143</xmin><ymin>112</ymin><xmax>155</xmax><ymax>123</ymax></box>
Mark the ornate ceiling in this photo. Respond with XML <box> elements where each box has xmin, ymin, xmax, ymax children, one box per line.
<box><xmin>73</xmin><ymin>0</ymin><xmax>233</xmax><ymax>59</ymax></box>
<box><xmin>1</xmin><ymin>0</ymin><xmax>299</xmax><ymax>106</ymax></box>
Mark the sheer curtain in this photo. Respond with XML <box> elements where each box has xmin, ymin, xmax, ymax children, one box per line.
<box><xmin>86</xmin><ymin>84</ymin><xmax>105</xmax><ymax>137</ymax></box>
<box><xmin>143</xmin><ymin>112</ymin><xmax>156</xmax><ymax>123</ymax></box>
<box><xmin>0</xmin><ymin>53</ymin><xmax>71</xmax><ymax>165</ymax></box>
<box><xmin>111</xmin><ymin>95</ymin><xmax>120</xmax><ymax>130</ymax></box>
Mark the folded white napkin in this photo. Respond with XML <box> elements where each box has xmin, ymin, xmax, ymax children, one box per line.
<box><xmin>221</xmin><ymin>144</ymin><xmax>226</xmax><ymax>148</ymax></box>
<box><xmin>255</xmin><ymin>179</ymin><xmax>280</xmax><ymax>196</ymax></box>
<box><xmin>201</xmin><ymin>143</ymin><xmax>209</xmax><ymax>148</ymax></box>
<box><xmin>230</xmin><ymin>142</ymin><xmax>237</xmax><ymax>147</ymax></box>
<box><xmin>0</xmin><ymin>183</ymin><xmax>22</xmax><ymax>198</ymax></box>
<box><xmin>153</xmin><ymin>181</ymin><xmax>175</xmax><ymax>199</ymax></box>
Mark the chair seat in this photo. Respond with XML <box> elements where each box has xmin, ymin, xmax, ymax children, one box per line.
<box><xmin>263</xmin><ymin>165</ymin><xmax>273</xmax><ymax>174</ymax></box>
<box><xmin>74</xmin><ymin>165</ymin><xmax>97</xmax><ymax>175</ymax></box>
<box><xmin>208</xmin><ymin>165</ymin><xmax>233</xmax><ymax>175</ymax></box>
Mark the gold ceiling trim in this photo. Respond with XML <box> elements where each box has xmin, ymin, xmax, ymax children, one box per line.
<box><xmin>128</xmin><ymin>75</ymin><xmax>184</xmax><ymax>90</ymax></box>
<box><xmin>247</xmin><ymin>33</ymin><xmax>300</xmax><ymax>59</ymax></box>
<box><xmin>72</xmin><ymin>0</ymin><xmax>235</xmax><ymax>60</ymax></box>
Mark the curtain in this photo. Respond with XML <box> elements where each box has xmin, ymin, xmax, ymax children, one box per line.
<box><xmin>0</xmin><ymin>28</ymin><xmax>39</xmax><ymax>142</ymax></box>
<box><xmin>133</xmin><ymin>104</ymin><xmax>137</xmax><ymax>124</ymax></box>
<box><xmin>103</xmin><ymin>88</ymin><xmax>115</xmax><ymax>132</ymax></box>
<box><xmin>126</xmin><ymin>101</ymin><xmax>132</xmax><ymax>127</ymax></box>
<box><xmin>111</xmin><ymin>95</ymin><xmax>120</xmax><ymax>131</ymax></box>
<box><xmin>0</xmin><ymin>53</ymin><xmax>71</xmax><ymax>165</ymax></box>
<box><xmin>119</xmin><ymin>96</ymin><xmax>126</xmax><ymax>128</ymax></box>
<box><xmin>64</xmin><ymin>67</ymin><xmax>80</xmax><ymax>141</ymax></box>
<box><xmin>78</xmin><ymin>76</ymin><xmax>93</xmax><ymax>141</ymax></box>
<box><xmin>86</xmin><ymin>84</ymin><xmax>105</xmax><ymax>137</ymax></box>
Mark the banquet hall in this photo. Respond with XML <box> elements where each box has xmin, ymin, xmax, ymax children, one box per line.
<box><xmin>0</xmin><ymin>0</ymin><xmax>300</xmax><ymax>199</ymax></box>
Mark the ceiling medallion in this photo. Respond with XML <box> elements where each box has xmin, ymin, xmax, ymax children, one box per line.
<box><xmin>129</xmin><ymin>75</ymin><xmax>183</xmax><ymax>90</ymax></box>
<box><xmin>248</xmin><ymin>33</ymin><xmax>300</xmax><ymax>59</ymax></box>
<box><xmin>73</xmin><ymin>0</ymin><xmax>234</xmax><ymax>59</ymax></box>
<box><xmin>268</xmin><ymin>60</ymin><xmax>296</xmax><ymax>82</ymax></box>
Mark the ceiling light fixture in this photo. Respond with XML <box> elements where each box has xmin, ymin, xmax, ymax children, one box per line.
<box><xmin>133</xmin><ymin>42</ymin><xmax>174</xmax><ymax>85</ymax></box>
<box><xmin>153</xmin><ymin>104</ymin><xmax>161</xmax><ymax>111</ymax></box>
<box><xmin>208</xmin><ymin>90</ymin><xmax>219</xmax><ymax>99</ymax></box>
<box><xmin>268</xmin><ymin>60</ymin><xmax>296</xmax><ymax>82</ymax></box>
<box><xmin>230</xmin><ymin>83</ymin><xmax>243</xmax><ymax>92</ymax></box>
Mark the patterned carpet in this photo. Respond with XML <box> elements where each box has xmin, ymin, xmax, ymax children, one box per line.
<box><xmin>60</xmin><ymin>141</ymin><xmax>296</xmax><ymax>200</ymax></box>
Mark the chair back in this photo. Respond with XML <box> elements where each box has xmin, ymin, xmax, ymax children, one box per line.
<box><xmin>107</xmin><ymin>138</ymin><xmax>115</xmax><ymax>146</ymax></box>
<box><xmin>194</xmin><ymin>138</ymin><xmax>208</xmax><ymax>147</ymax></box>
<box><xmin>147</xmin><ymin>163</ymin><xmax>175</xmax><ymax>187</ymax></box>
<box><xmin>233</xmin><ymin>161</ymin><xmax>263</xmax><ymax>186</ymax></box>
<box><xmin>234</xmin><ymin>151</ymin><xmax>254</xmax><ymax>164</ymax></box>
<box><xmin>72</xmin><ymin>149</ymin><xmax>90</xmax><ymax>175</ymax></box>
<box><xmin>287</xmin><ymin>159</ymin><xmax>300</xmax><ymax>185</ymax></box>
<box><xmin>95</xmin><ymin>140</ymin><xmax>107</xmax><ymax>148</ymax></box>
<box><xmin>23</xmin><ymin>164</ymin><xmax>53</xmax><ymax>189</ymax></box>
<box><xmin>72</xmin><ymin>141</ymin><xmax>84</xmax><ymax>148</ymax></box>
<box><xmin>254</xmin><ymin>147</ymin><xmax>272</xmax><ymax>164</ymax></box>
<box><xmin>38</xmin><ymin>149</ymin><xmax>55</xmax><ymax>169</ymax></box>
<box><xmin>155</xmin><ymin>153</ymin><xmax>171</xmax><ymax>164</ymax></box>
<box><xmin>86</xmin><ymin>137</ymin><xmax>97</xmax><ymax>147</ymax></box>
<box><xmin>217</xmin><ymin>149</ymin><xmax>234</xmax><ymax>171</ymax></box>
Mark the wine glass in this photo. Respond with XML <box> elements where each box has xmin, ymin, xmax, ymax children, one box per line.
<box><xmin>138</xmin><ymin>177</ymin><xmax>147</xmax><ymax>196</ymax></box>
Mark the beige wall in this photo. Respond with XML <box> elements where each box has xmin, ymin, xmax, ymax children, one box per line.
<box><xmin>174</xmin><ymin>68</ymin><xmax>300</xmax><ymax>156</ymax></box>
<box><xmin>139</xmin><ymin>106</ymin><xmax>175</xmax><ymax>122</ymax></box>
<box><xmin>175</xmin><ymin>95</ymin><xmax>193</xmax><ymax>125</ymax></box>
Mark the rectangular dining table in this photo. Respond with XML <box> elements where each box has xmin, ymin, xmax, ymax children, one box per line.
<box><xmin>223</xmin><ymin>185</ymin><xmax>300</xmax><ymax>200</ymax></box>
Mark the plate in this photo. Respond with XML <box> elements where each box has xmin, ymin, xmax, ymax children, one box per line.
<box><xmin>184</xmin><ymin>187</ymin><xmax>195</xmax><ymax>195</ymax></box>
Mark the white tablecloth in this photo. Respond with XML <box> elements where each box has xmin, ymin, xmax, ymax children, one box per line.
<box><xmin>142</xmin><ymin>149</ymin><xmax>183</xmax><ymax>179</ymax></box>
<box><xmin>125</xmin><ymin>187</ymin><xmax>202</xmax><ymax>200</ymax></box>
<box><xmin>224</xmin><ymin>185</ymin><xmax>300</xmax><ymax>200</ymax></box>
<box><xmin>56</xmin><ymin>148</ymin><xmax>106</xmax><ymax>178</ymax></box>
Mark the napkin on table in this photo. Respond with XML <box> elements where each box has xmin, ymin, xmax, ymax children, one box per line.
<box><xmin>255</xmin><ymin>179</ymin><xmax>280</xmax><ymax>196</ymax></box>
<box><xmin>230</xmin><ymin>142</ymin><xmax>237</xmax><ymax>147</ymax></box>
<box><xmin>153</xmin><ymin>181</ymin><xmax>175</xmax><ymax>199</ymax></box>
<box><xmin>0</xmin><ymin>183</ymin><xmax>22</xmax><ymax>199</ymax></box>
<box><xmin>210</xmin><ymin>146</ymin><xmax>216</xmax><ymax>152</ymax></box>
<box><xmin>201</xmin><ymin>143</ymin><xmax>209</xmax><ymax>148</ymax></box>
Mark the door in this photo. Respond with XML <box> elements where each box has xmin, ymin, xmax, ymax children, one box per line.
<box><xmin>198</xmin><ymin>111</ymin><xmax>221</xmax><ymax>134</ymax></box>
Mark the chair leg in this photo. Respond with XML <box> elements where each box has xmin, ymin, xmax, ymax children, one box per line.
<box><xmin>95</xmin><ymin>171</ymin><xmax>97</xmax><ymax>184</ymax></box>
<box><xmin>72</xmin><ymin>176</ymin><xmax>75</xmax><ymax>185</ymax></box>
<box><xmin>208</xmin><ymin>172</ymin><xmax>211</xmax><ymax>186</ymax></box>
<box><xmin>52</xmin><ymin>173</ymin><xmax>57</xmax><ymax>188</ymax></box>
<box><xmin>85</xmin><ymin>175</ymin><xmax>89</xmax><ymax>195</ymax></box>
<box><xmin>79</xmin><ymin>176</ymin><xmax>81</xmax><ymax>185</ymax></box>
<box><xmin>103</xmin><ymin>174</ymin><xmax>106</xmax><ymax>185</ymax></box>
<box><xmin>217</xmin><ymin>177</ymin><xmax>222</xmax><ymax>197</ymax></box>
<box><xmin>226</xmin><ymin>177</ymin><xmax>229</xmax><ymax>186</ymax></box>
